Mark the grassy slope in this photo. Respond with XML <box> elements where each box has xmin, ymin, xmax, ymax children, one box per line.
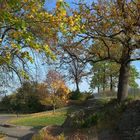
<box><xmin>8</xmin><ymin>95</ymin><xmax>140</xmax><ymax>129</ymax></box>
<box><xmin>9</xmin><ymin>97</ymin><xmax>140</xmax><ymax>140</ymax></box>
<box><xmin>9</xmin><ymin>106</ymin><xmax>80</xmax><ymax>128</ymax></box>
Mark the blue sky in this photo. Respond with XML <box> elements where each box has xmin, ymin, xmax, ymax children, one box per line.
<box><xmin>132</xmin><ymin>61</ymin><xmax>140</xmax><ymax>87</ymax></box>
<box><xmin>45</xmin><ymin>0</ymin><xmax>93</xmax><ymax>10</ymax></box>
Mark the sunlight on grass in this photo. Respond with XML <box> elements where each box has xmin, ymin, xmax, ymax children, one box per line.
<box><xmin>9</xmin><ymin>111</ymin><xmax>66</xmax><ymax>128</ymax></box>
<box><xmin>8</xmin><ymin>106</ymin><xmax>79</xmax><ymax>128</ymax></box>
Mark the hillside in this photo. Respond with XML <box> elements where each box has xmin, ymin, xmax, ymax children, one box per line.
<box><xmin>31</xmin><ymin>98</ymin><xmax>140</xmax><ymax>140</ymax></box>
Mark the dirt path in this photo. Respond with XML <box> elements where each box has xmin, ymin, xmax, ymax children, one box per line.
<box><xmin>0</xmin><ymin>115</ymin><xmax>37</xmax><ymax>140</ymax></box>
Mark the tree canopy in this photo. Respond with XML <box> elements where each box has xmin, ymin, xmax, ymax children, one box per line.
<box><xmin>0</xmin><ymin>0</ymin><xmax>140</xmax><ymax>102</ymax></box>
<box><xmin>59</xmin><ymin>0</ymin><xmax>140</xmax><ymax>101</ymax></box>
<box><xmin>0</xmin><ymin>0</ymin><xmax>66</xmax><ymax>79</ymax></box>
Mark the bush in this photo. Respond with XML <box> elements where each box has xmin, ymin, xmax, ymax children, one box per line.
<box><xmin>0</xmin><ymin>82</ymin><xmax>46</xmax><ymax>114</ymax></box>
<box><xmin>69</xmin><ymin>91</ymin><xmax>82</xmax><ymax>100</ymax></box>
<box><xmin>81</xmin><ymin>114</ymin><xmax>98</xmax><ymax>128</ymax></box>
<box><xmin>81</xmin><ymin>91</ymin><xmax>94</xmax><ymax>101</ymax></box>
<box><xmin>1</xmin><ymin>92</ymin><xmax>45</xmax><ymax>114</ymax></box>
<box><xmin>32</xmin><ymin>129</ymin><xmax>65</xmax><ymax>140</ymax></box>
<box><xmin>69</xmin><ymin>91</ymin><xmax>94</xmax><ymax>101</ymax></box>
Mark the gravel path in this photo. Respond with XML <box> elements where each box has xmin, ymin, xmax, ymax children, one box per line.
<box><xmin>0</xmin><ymin>115</ymin><xmax>38</xmax><ymax>140</ymax></box>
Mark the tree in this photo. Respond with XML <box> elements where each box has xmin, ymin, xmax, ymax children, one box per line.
<box><xmin>56</xmin><ymin>46</ymin><xmax>88</xmax><ymax>92</ymax></box>
<box><xmin>16</xmin><ymin>81</ymin><xmax>46</xmax><ymax>113</ymax></box>
<box><xmin>90</xmin><ymin>61</ymin><xmax>139</xmax><ymax>93</ymax></box>
<box><xmin>0</xmin><ymin>0</ymin><xmax>66</xmax><ymax>80</ymax></box>
<box><xmin>9</xmin><ymin>93</ymin><xmax>21</xmax><ymax>117</ymax></box>
<box><xmin>90</xmin><ymin>61</ymin><xmax>119</xmax><ymax>93</ymax></box>
<box><xmin>61</xmin><ymin>0</ymin><xmax>140</xmax><ymax>102</ymax></box>
<box><xmin>1</xmin><ymin>93</ymin><xmax>22</xmax><ymax>116</ymax></box>
<box><xmin>1</xmin><ymin>81</ymin><xmax>47</xmax><ymax>114</ymax></box>
<box><xmin>43</xmin><ymin>70</ymin><xmax>69</xmax><ymax>113</ymax></box>
<box><xmin>129</xmin><ymin>66</ymin><xmax>140</xmax><ymax>88</ymax></box>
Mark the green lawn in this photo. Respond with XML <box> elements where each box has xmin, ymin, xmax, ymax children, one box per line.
<box><xmin>9</xmin><ymin>106</ymin><xmax>80</xmax><ymax>128</ymax></box>
<box><xmin>9</xmin><ymin>112</ymin><xmax>66</xmax><ymax>128</ymax></box>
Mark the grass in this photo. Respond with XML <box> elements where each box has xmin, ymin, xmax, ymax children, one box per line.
<box><xmin>9</xmin><ymin>106</ymin><xmax>80</xmax><ymax>128</ymax></box>
<box><xmin>8</xmin><ymin>95</ymin><xmax>140</xmax><ymax>129</ymax></box>
<box><xmin>9</xmin><ymin>112</ymin><xmax>66</xmax><ymax>128</ymax></box>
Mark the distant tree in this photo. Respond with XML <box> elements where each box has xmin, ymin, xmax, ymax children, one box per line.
<box><xmin>16</xmin><ymin>82</ymin><xmax>45</xmax><ymax>113</ymax></box>
<box><xmin>1</xmin><ymin>93</ymin><xmax>22</xmax><ymax>116</ymax></box>
<box><xmin>59</xmin><ymin>50</ymin><xmax>87</xmax><ymax>92</ymax></box>
<box><xmin>90</xmin><ymin>62</ymin><xmax>119</xmax><ymax>93</ymax></box>
<box><xmin>1</xmin><ymin>95</ymin><xmax>11</xmax><ymax>112</ymax></box>
<box><xmin>129</xmin><ymin>67</ymin><xmax>140</xmax><ymax>88</ymax></box>
<box><xmin>42</xmin><ymin>70</ymin><xmax>69</xmax><ymax>113</ymax></box>
<box><xmin>90</xmin><ymin>62</ymin><xmax>139</xmax><ymax>93</ymax></box>
<box><xmin>1</xmin><ymin>81</ymin><xmax>46</xmax><ymax>114</ymax></box>
<box><xmin>36</xmin><ymin>83</ymin><xmax>48</xmax><ymax>98</ymax></box>
<box><xmin>9</xmin><ymin>94</ymin><xmax>21</xmax><ymax>117</ymax></box>
<box><xmin>54</xmin><ymin>37</ymin><xmax>89</xmax><ymax>92</ymax></box>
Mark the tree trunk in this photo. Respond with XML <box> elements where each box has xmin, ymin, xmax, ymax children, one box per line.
<box><xmin>97</xmin><ymin>86</ymin><xmax>100</xmax><ymax>94</ymax></box>
<box><xmin>117</xmin><ymin>62</ymin><xmax>130</xmax><ymax>102</ymax></box>
<box><xmin>103</xmin><ymin>65</ymin><xmax>106</xmax><ymax>92</ymax></box>
<box><xmin>110</xmin><ymin>75</ymin><xmax>113</xmax><ymax>91</ymax></box>
<box><xmin>75</xmin><ymin>79</ymin><xmax>80</xmax><ymax>92</ymax></box>
<box><xmin>103</xmin><ymin>85</ymin><xmax>105</xmax><ymax>91</ymax></box>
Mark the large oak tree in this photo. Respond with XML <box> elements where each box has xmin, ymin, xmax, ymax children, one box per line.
<box><xmin>62</xmin><ymin>0</ymin><xmax>140</xmax><ymax>102</ymax></box>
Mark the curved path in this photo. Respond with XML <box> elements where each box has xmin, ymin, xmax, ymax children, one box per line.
<box><xmin>0</xmin><ymin>115</ymin><xmax>38</xmax><ymax>140</ymax></box>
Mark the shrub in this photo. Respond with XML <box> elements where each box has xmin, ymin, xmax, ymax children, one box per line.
<box><xmin>69</xmin><ymin>90</ymin><xmax>82</xmax><ymax>100</ymax></box>
<box><xmin>32</xmin><ymin>129</ymin><xmax>65</xmax><ymax>140</ymax></box>
<box><xmin>0</xmin><ymin>83</ymin><xmax>46</xmax><ymax>114</ymax></box>
<box><xmin>69</xmin><ymin>91</ymin><xmax>94</xmax><ymax>101</ymax></box>
<box><xmin>81</xmin><ymin>91</ymin><xmax>94</xmax><ymax>101</ymax></box>
<box><xmin>81</xmin><ymin>114</ymin><xmax>98</xmax><ymax>128</ymax></box>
